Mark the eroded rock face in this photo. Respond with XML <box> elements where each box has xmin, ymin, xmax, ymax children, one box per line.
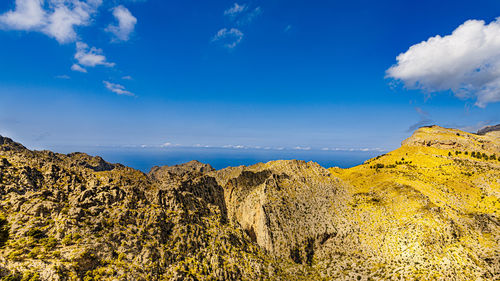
<box><xmin>215</xmin><ymin>160</ymin><xmax>351</xmax><ymax>264</ymax></box>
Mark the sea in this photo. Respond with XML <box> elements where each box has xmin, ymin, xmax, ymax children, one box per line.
<box><xmin>48</xmin><ymin>146</ymin><xmax>386</xmax><ymax>173</ymax></box>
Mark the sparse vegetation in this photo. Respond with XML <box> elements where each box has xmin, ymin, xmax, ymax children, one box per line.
<box><xmin>0</xmin><ymin>214</ymin><xmax>8</xmax><ymax>247</ymax></box>
<box><xmin>0</xmin><ymin>126</ymin><xmax>498</xmax><ymax>280</ymax></box>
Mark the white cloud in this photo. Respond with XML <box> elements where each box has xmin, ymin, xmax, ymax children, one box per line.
<box><xmin>387</xmin><ymin>18</ymin><xmax>500</xmax><ymax>107</ymax></box>
<box><xmin>160</xmin><ymin>142</ymin><xmax>182</xmax><ymax>147</ymax></box>
<box><xmin>293</xmin><ymin>146</ymin><xmax>311</xmax><ymax>151</ymax></box>
<box><xmin>122</xmin><ymin>75</ymin><xmax>133</xmax><ymax>80</ymax></box>
<box><xmin>0</xmin><ymin>0</ymin><xmax>46</xmax><ymax>30</ymax></box>
<box><xmin>0</xmin><ymin>0</ymin><xmax>102</xmax><ymax>43</ymax></box>
<box><xmin>44</xmin><ymin>0</ymin><xmax>102</xmax><ymax>43</ymax></box>
<box><xmin>224</xmin><ymin>3</ymin><xmax>246</xmax><ymax>17</ymax></box>
<box><xmin>223</xmin><ymin>144</ymin><xmax>246</xmax><ymax>149</ymax></box>
<box><xmin>106</xmin><ymin>5</ymin><xmax>136</xmax><ymax>42</ymax></box>
<box><xmin>237</xmin><ymin>7</ymin><xmax>261</xmax><ymax>26</ymax></box>
<box><xmin>103</xmin><ymin>81</ymin><xmax>135</xmax><ymax>96</ymax></box>
<box><xmin>74</xmin><ymin>41</ymin><xmax>114</xmax><ymax>67</ymax></box>
<box><xmin>223</xmin><ymin>3</ymin><xmax>261</xmax><ymax>26</ymax></box>
<box><xmin>321</xmin><ymin>147</ymin><xmax>386</xmax><ymax>152</ymax></box>
<box><xmin>212</xmin><ymin>28</ymin><xmax>243</xmax><ymax>49</ymax></box>
<box><xmin>71</xmin><ymin>63</ymin><xmax>87</xmax><ymax>73</ymax></box>
<box><xmin>55</xmin><ymin>74</ymin><xmax>70</xmax><ymax>79</ymax></box>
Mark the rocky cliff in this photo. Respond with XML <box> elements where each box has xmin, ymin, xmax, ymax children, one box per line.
<box><xmin>0</xmin><ymin>125</ymin><xmax>499</xmax><ymax>280</ymax></box>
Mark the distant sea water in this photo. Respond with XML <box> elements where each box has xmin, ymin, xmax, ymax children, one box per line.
<box><xmin>49</xmin><ymin>147</ymin><xmax>386</xmax><ymax>173</ymax></box>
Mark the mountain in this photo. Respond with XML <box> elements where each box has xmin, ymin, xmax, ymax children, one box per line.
<box><xmin>0</xmin><ymin>125</ymin><xmax>498</xmax><ymax>280</ymax></box>
<box><xmin>477</xmin><ymin>124</ymin><xmax>500</xmax><ymax>135</ymax></box>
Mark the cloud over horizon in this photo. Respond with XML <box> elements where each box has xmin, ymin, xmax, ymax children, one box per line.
<box><xmin>387</xmin><ymin>17</ymin><xmax>500</xmax><ymax>107</ymax></box>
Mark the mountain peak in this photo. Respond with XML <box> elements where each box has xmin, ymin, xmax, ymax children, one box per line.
<box><xmin>0</xmin><ymin>135</ymin><xmax>26</xmax><ymax>151</ymax></box>
<box><xmin>402</xmin><ymin>125</ymin><xmax>499</xmax><ymax>153</ymax></box>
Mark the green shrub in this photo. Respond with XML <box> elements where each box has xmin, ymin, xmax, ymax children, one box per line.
<box><xmin>0</xmin><ymin>214</ymin><xmax>8</xmax><ymax>247</ymax></box>
<box><xmin>21</xmin><ymin>272</ymin><xmax>41</xmax><ymax>281</ymax></box>
<box><xmin>42</xmin><ymin>237</ymin><xmax>57</xmax><ymax>250</ymax></box>
<box><xmin>1</xmin><ymin>272</ymin><xmax>22</xmax><ymax>281</ymax></box>
<box><xmin>25</xmin><ymin>228</ymin><xmax>46</xmax><ymax>239</ymax></box>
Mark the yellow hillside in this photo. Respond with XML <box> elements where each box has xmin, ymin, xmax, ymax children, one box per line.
<box><xmin>328</xmin><ymin>125</ymin><xmax>500</xmax><ymax>279</ymax></box>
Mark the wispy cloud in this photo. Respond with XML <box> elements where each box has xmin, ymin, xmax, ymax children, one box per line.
<box><xmin>214</xmin><ymin>2</ymin><xmax>261</xmax><ymax>49</ymax></box>
<box><xmin>106</xmin><ymin>5</ymin><xmax>137</xmax><ymax>42</ymax></box>
<box><xmin>122</xmin><ymin>75</ymin><xmax>133</xmax><ymax>80</ymax></box>
<box><xmin>212</xmin><ymin>28</ymin><xmax>243</xmax><ymax>49</ymax></box>
<box><xmin>457</xmin><ymin>120</ymin><xmax>493</xmax><ymax>133</ymax></box>
<box><xmin>103</xmin><ymin>81</ymin><xmax>135</xmax><ymax>96</ymax></box>
<box><xmin>224</xmin><ymin>3</ymin><xmax>261</xmax><ymax>26</ymax></box>
<box><xmin>407</xmin><ymin>107</ymin><xmax>433</xmax><ymax>132</ymax></box>
<box><xmin>55</xmin><ymin>74</ymin><xmax>70</xmax><ymax>79</ymax></box>
<box><xmin>387</xmin><ymin>18</ymin><xmax>500</xmax><ymax>107</ymax></box>
<box><xmin>224</xmin><ymin>3</ymin><xmax>247</xmax><ymax>18</ymax></box>
<box><xmin>73</xmin><ymin>42</ymin><xmax>115</xmax><ymax>72</ymax></box>
<box><xmin>236</xmin><ymin>6</ymin><xmax>261</xmax><ymax>26</ymax></box>
<box><xmin>71</xmin><ymin>63</ymin><xmax>87</xmax><ymax>73</ymax></box>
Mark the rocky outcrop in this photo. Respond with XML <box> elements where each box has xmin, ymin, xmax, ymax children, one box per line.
<box><xmin>149</xmin><ymin>160</ymin><xmax>215</xmax><ymax>181</ymax></box>
<box><xmin>402</xmin><ymin>125</ymin><xmax>500</xmax><ymax>154</ymax></box>
<box><xmin>0</xmin><ymin>129</ymin><xmax>499</xmax><ymax>280</ymax></box>
<box><xmin>0</xmin><ymin>136</ymin><xmax>297</xmax><ymax>280</ymax></box>
<box><xmin>215</xmin><ymin>160</ymin><xmax>351</xmax><ymax>264</ymax></box>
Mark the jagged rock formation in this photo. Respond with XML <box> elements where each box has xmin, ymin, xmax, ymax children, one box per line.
<box><xmin>0</xmin><ymin>125</ymin><xmax>499</xmax><ymax>280</ymax></box>
<box><xmin>0</xmin><ymin>138</ymin><xmax>299</xmax><ymax>280</ymax></box>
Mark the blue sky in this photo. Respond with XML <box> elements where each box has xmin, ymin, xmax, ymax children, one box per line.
<box><xmin>0</xmin><ymin>0</ymin><xmax>500</xmax><ymax>153</ymax></box>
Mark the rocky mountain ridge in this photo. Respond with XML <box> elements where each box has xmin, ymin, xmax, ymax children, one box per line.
<box><xmin>0</xmin><ymin>125</ymin><xmax>499</xmax><ymax>280</ymax></box>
